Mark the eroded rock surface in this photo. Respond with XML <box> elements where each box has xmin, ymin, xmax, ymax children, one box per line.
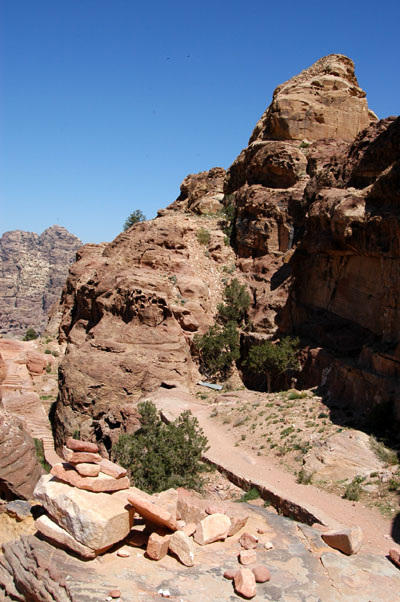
<box><xmin>0</xmin><ymin>226</ymin><xmax>82</xmax><ymax>338</ymax></box>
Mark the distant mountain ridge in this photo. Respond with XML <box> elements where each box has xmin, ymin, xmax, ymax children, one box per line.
<box><xmin>0</xmin><ymin>225</ymin><xmax>82</xmax><ymax>338</ymax></box>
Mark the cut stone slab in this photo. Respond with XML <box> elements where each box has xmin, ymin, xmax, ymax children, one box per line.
<box><xmin>35</xmin><ymin>514</ymin><xmax>97</xmax><ymax>559</ymax></box>
<box><xmin>169</xmin><ymin>530</ymin><xmax>195</xmax><ymax>566</ymax></box>
<box><xmin>34</xmin><ymin>474</ymin><xmax>134</xmax><ymax>549</ymax></box>
<box><xmin>146</xmin><ymin>532</ymin><xmax>170</xmax><ymax>561</ymax></box>
<box><xmin>65</xmin><ymin>438</ymin><xmax>99</xmax><ymax>453</ymax></box>
<box><xmin>63</xmin><ymin>446</ymin><xmax>102</xmax><ymax>464</ymax></box>
<box><xmin>193</xmin><ymin>513</ymin><xmax>231</xmax><ymax>546</ymax></box>
<box><xmin>51</xmin><ymin>463</ymin><xmax>130</xmax><ymax>493</ymax></box>
<box><xmin>322</xmin><ymin>526</ymin><xmax>363</xmax><ymax>555</ymax></box>
<box><xmin>234</xmin><ymin>568</ymin><xmax>257</xmax><ymax>599</ymax></box>
<box><xmin>75</xmin><ymin>463</ymin><xmax>100</xmax><ymax>477</ymax></box>
<box><xmin>99</xmin><ymin>458</ymin><xmax>127</xmax><ymax>479</ymax></box>
<box><xmin>127</xmin><ymin>492</ymin><xmax>178</xmax><ymax>531</ymax></box>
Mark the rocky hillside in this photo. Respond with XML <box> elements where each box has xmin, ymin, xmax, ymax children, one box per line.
<box><xmin>53</xmin><ymin>54</ymin><xmax>399</xmax><ymax>449</ymax></box>
<box><xmin>0</xmin><ymin>226</ymin><xmax>82</xmax><ymax>338</ymax></box>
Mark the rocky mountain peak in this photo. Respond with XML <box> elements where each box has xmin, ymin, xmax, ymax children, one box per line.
<box><xmin>0</xmin><ymin>225</ymin><xmax>82</xmax><ymax>338</ymax></box>
<box><xmin>249</xmin><ymin>53</ymin><xmax>378</xmax><ymax>143</ymax></box>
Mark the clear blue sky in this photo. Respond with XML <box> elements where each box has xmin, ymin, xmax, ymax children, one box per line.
<box><xmin>1</xmin><ymin>0</ymin><xmax>399</xmax><ymax>244</ymax></box>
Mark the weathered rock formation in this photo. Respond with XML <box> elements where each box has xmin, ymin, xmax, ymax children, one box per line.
<box><xmin>0</xmin><ymin>411</ymin><xmax>43</xmax><ymax>500</ymax></box>
<box><xmin>53</xmin><ymin>53</ymin><xmax>399</xmax><ymax>450</ymax></box>
<box><xmin>0</xmin><ymin>225</ymin><xmax>82</xmax><ymax>338</ymax></box>
<box><xmin>53</xmin><ymin>209</ymin><xmax>234</xmax><ymax>450</ymax></box>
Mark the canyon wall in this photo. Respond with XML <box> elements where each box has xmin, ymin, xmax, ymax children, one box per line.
<box><xmin>0</xmin><ymin>226</ymin><xmax>82</xmax><ymax>338</ymax></box>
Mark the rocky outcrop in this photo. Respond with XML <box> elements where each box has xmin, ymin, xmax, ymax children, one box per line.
<box><xmin>0</xmin><ymin>226</ymin><xmax>82</xmax><ymax>338</ymax></box>
<box><xmin>249</xmin><ymin>54</ymin><xmax>377</xmax><ymax>143</ymax></box>
<box><xmin>162</xmin><ymin>167</ymin><xmax>225</xmax><ymax>215</ymax></box>
<box><xmin>54</xmin><ymin>211</ymin><xmax>234</xmax><ymax>450</ymax></box>
<box><xmin>0</xmin><ymin>411</ymin><xmax>43</xmax><ymax>500</ymax></box>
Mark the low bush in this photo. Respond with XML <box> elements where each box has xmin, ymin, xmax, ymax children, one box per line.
<box><xmin>112</xmin><ymin>401</ymin><xmax>210</xmax><ymax>493</ymax></box>
<box><xmin>194</xmin><ymin>321</ymin><xmax>240</xmax><ymax>379</ymax></box>
<box><xmin>196</xmin><ymin>227</ymin><xmax>210</xmax><ymax>245</ymax></box>
<box><xmin>23</xmin><ymin>328</ymin><xmax>38</xmax><ymax>341</ymax></box>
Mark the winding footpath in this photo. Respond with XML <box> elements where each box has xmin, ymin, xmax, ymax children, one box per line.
<box><xmin>151</xmin><ymin>387</ymin><xmax>399</xmax><ymax>556</ymax></box>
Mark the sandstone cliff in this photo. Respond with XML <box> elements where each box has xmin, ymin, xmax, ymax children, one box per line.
<box><xmin>0</xmin><ymin>226</ymin><xmax>82</xmax><ymax>338</ymax></box>
<box><xmin>54</xmin><ymin>54</ymin><xmax>399</xmax><ymax>449</ymax></box>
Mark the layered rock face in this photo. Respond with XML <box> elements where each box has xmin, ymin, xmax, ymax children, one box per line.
<box><xmin>0</xmin><ymin>226</ymin><xmax>82</xmax><ymax>338</ymax></box>
<box><xmin>54</xmin><ymin>206</ymin><xmax>233</xmax><ymax>450</ymax></box>
<box><xmin>284</xmin><ymin>116</ymin><xmax>400</xmax><ymax>415</ymax></box>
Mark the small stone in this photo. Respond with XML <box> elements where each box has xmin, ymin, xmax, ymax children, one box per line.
<box><xmin>75</xmin><ymin>462</ymin><xmax>101</xmax><ymax>477</ymax></box>
<box><xmin>239</xmin><ymin>532</ymin><xmax>258</xmax><ymax>549</ymax></box>
<box><xmin>158</xmin><ymin>589</ymin><xmax>171</xmax><ymax>598</ymax></box>
<box><xmin>108</xmin><ymin>590</ymin><xmax>121</xmax><ymax>599</ymax></box>
<box><xmin>264</xmin><ymin>541</ymin><xmax>274</xmax><ymax>550</ymax></box>
<box><xmin>322</xmin><ymin>526</ymin><xmax>362</xmax><ymax>555</ymax></box>
<box><xmin>177</xmin><ymin>520</ymin><xmax>186</xmax><ymax>529</ymax></box>
<box><xmin>169</xmin><ymin>530</ymin><xmax>195</xmax><ymax>566</ymax></box>
<box><xmin>146</xmin><ymin>532</ymin><xmax>170</xmax><ymax>561</ymax></box>
<box><xmin>193</xmin><ymin>513</ymin><xmax>231</xmax><ymax>545</ymax></box>
<box><xmin>252</xmin><ymin>565</ymin><xmax>271</xmax><ymax>583</ymax></box>
<box><xmin>234</xmin><ymin>568</ymin><xmax>256</xmax><ymax>598</ymax></box>
<box><xmin>5</xmin><ymin>500</ymin><xmax>32</xmax><ymax>521</ymax></box>
<box><xmin>239</xmin><ymin>549</ymin><xmax>257</xmax><ymax>565</ymax></box>
<box><xmin>63</xmin><ymin>446</ymin><xmax>102</xmax><ymax>464</ymax></box>
<box><xmin>182</xmin><ymin>522</ymin><xmax>196</xmax><ymax>537</ymax></box>
<box><xmin>223</xmin><ymin>569</ymin><xmax>237</xmax><ymax>580</ymax></box>
<box><xmin>257</xmin><ymin>527</ymin><xmax>268</xmax><ymax>535</ymax></box>
<box><xmin>117</xmin><ymin>549</ymin><xmax>130</xmax><ymax>558</ymax></box>
<box><xmin>66</xmin><ymin>438</ymin><xmax>99</xmax><ymax>453</ymax></box>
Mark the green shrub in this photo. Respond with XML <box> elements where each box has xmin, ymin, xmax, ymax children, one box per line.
<box><xmin>23</xmin><ymin>328</ymin><xmax>38</xmax><ymax>341</ymax></box>
<box><xmin>34</xmin><ymin>438</ymin><xmax>51</xmax><ymax>473</ymax></box>
<box><xmin>112</xmin><ymin>401</ymin><xmax>210</xmax><ymax>493</ymax></box>
<box><xmin>44</xmin><ymin>349</ymin><xmax>51</xmax><ymax>354</ymax></box>
<box><xmin>343</xmin><ymin>475</ymin><xmax>364</xmax><ymax>501</ymax></box>
<box><xmin>237</xmin><ymin>487</ymin><xmax>260</xmax><ymax>503</ymax></box>
<box><xmin>217</xmin><ymin>278</ymin><xmax>250</xmax><ymax>325</ymax></box>
<box><xmin>45</xmin><ymin>364</ymin><xmax>52</xmax><ymax>373</ymax></box>
<box><xmin>196</xmin><ymin>227</ymin><xmax>211</xmax><ymax>245</ymax></box>
<box><xmin>220</xmin><ymin>196</ymin><xmax>235</xmax><ymax>242</ymax></box>
<box><xmin>369</xmin><ymin>436</ymin><xmax>398</xmax><ymax>465</ymax></box>
<box><xmin>194</xmin><ymin>321</ymin><xmax>240</xmax><ymax>379</ymax></box>
<box><xmin>297</xmin><ymin>469</ymin><xmax>313</xmax><ymax>485</ymax></box>
<box><xmin>123</xmin><ymin>209</ymin><xmax>146</xmax><ymax>231</ymax></box>
<box><xmin>245</xmin><ymin>337</ymin><xmax>299</xmax><ymax>392</ymax></box>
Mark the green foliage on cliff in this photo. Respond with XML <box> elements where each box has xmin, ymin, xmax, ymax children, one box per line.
<box><xmin>112</xmin><ymin>401</ymin><xmax>210</xmax><ymax>493</ymax></box>
<box><xmin>23</xmin><ymin>328</ymin><xmax>38</xmax><ymax>341</ymax></box>
<box><xmin>123</xmin><ymin>209</ymin><xmax>146</xmax><ymax>231</ymax></box>
<box><xmin>245</xmin><ymin>337</ymin><xmax>299</xmax><ymax>392</ymax></box>
<box><xmin>217</xmin><ymin>277</ymin><xmax>250</xmax><ymax>325</ymax></box>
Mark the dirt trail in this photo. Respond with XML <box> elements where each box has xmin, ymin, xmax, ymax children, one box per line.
<box><xmin>152</xmin><ymin>388</ymin><xmax>399</xmax><ymax>556</ymax></box>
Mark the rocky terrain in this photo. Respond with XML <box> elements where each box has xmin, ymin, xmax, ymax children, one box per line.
<box><xmin>0</xmin><ymin>226</ymin><xmax>82</xmax><ymax>338</ymax></box>
<box><xmin>50</xmin><ymin>53</ymin><xmax>400</xmax><ymax>450</ymax></box>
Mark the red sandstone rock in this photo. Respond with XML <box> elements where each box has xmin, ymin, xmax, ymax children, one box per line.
<box><xmin>239</xmin><ymin>532</ymin><xmax>258</xmax><ymax>550</ymax></box>
<box><xmin>322</xmin><ymin>527</ymin><xmax>363</xmax><ymax>555</ymax></box>
<box><xmin>205</xmin><ymin>504</ymin><xmax>225</xmax><ymax>515</ymax></box>
<box><xmin>127</xmin><ymin>492</ymin><xmax>178</xmax><ymax>531</ymax></box>
<box><xmin>26</xmin><ymin>351</ymin><xmax>47</xmax><ymax>375</ymax></box>
<box><xmin>193</xmin><ymin>513</ymin><xmax>231</xmax><ymax>546</ymax></box>
<box><xmin>108</xmin><ymin>590</ymin><xmax>121</xmax><ymax>598</ymax></box>
<box><xmin>252</xmin><ymin>565</ymin><xmax>271</xmax><ymax>583</ymax></box>
<box><xmin>169</xmin><ymin>530</ymin><xmax>195</xmax><ymax>566</ymax></box>
<box><xmin>99</xmin><ymin>458</ymin><xmax>127</xmax><ymax>479</ymax></box>
<box><xmin>234</xmin><ymin>568</ymin><xmax>257</xmax><ymax>599</ymax></box>
<box><xmin>35</xmin><ymin>514</ymin><xmax>96</xmax><ymax>559</ymax></box>
<box><xmin>62</xmin><ymin>446</ymin><xmax>101</xmax><ymax>464</ymax></box>
<box><xmin>223</xmin><ymin>569</ymin><xmax>237</xmax><ymax>580</ymax></box>
<box><xmin>74</xmin><ymin>463</ymin><xmax>100</xmax><ymax>477</ymax></box>
<box><xmin>51</xmin><ymin>463</ymin><xmax>129</xmax><ymax>493</ymax></box>
<box><xmin>65</xmin><ymin>438</ymin><xmax>99</xmax><ymax>453</ymax></box>
<box><xmin>239</xmin><ymin>550</ymin><xmax>257</xmax><ymax>565</ymax></box>
<box><xmin>0</xmin><ymin>411</ymin><xmax>43</xmax><ymax>500</ymax></box>
<box><xmin>389</xmin><ymin>549</ymin><xmax>400</xmax><ymax>569</ymax></box>
<box><xmin>146</xmin><ymin>532</ymin><xmax>170</xmax><ymax>561</ymax></box>
<box><xmin>182</xmin><ymin>522</ymin><xmax>196</xmax><ymax>537</ymax></box>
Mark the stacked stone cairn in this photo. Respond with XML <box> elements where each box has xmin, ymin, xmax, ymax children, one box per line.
<box><xmin>33</xmin><ymin>440</ymin><xmax>275</xmax><ymax>598</ymax></box>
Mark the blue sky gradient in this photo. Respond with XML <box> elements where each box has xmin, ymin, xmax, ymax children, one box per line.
<box><xmin>1</xmin><ymin>0</ymin><xmax>399</xmax><ymax>243</ymax></box>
